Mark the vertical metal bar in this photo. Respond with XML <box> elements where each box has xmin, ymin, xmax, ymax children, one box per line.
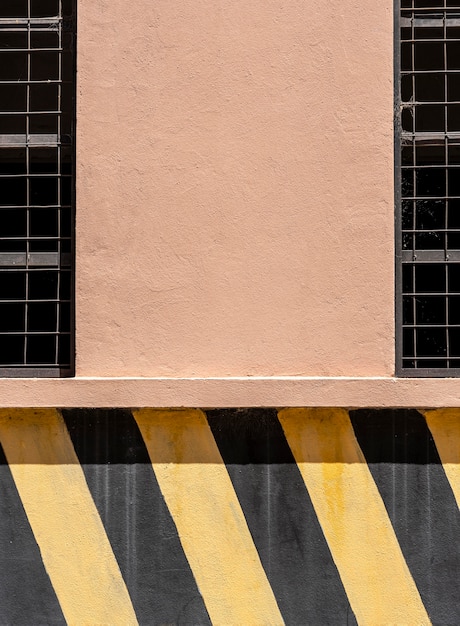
<box><xmin>55</xmin><ymin>0</ymin><xmax>62</xmax><ymax>366</ymax></box>
<box><xmin>444</xmin><ymin>9</ymin><xmax>449</xmax><ymax>365</ymax></box>
<box><xmin>24</xmin><ymin>0</ymin><xmax>31</xmax><ymax>366</ymax></box>
<box><xmin>395</xmin><ymin>0</ymin><xmax>404</xmax><ymax>374</ymax></box>
<box><xmin>411</xmin><ymin>0</ymin><xmax>417</xmax><ymax>369</ymax></box>
<box><xmin>446</xmin><ymin>263</ymin><xmax>450</xmax><ymax>364</ymax></box>
<box><xmin>69</xmin><ymin>0</ymin><xmax>76</xmax><ymax>376</ymax></box>
<box><xmin>412</xmin><ymin>2</ymin><xmax>417</xmax><ymax>368</ymax></box>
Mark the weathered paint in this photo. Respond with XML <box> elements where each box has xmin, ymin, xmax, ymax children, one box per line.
<box><xmin>279</xmin><ymin>408</ymin><xmax>430</xmax><ymax>626</ymax></box>
<box><xmin>350</xmin><ymin>409</ymin><xmax>460</xmax><ymax>624</ymax></box>
<box><xmin>207</xmin><ymin>408</ymin><xmax>354</xmax><ymax>624</ymax></box>
<box><xmin>0</xmin><ymin>408</ymin><xmax>457</xmax><ymax>625</ymax></box>
<box><xmin>0</xmin><ymin>409</ymin><xmax>138</xmax><ymax>626</ymax></box>
<box><xmin>134</xmin><ymin>408</ymin><xmax>284</xmax><ymax>626</ymax></box>
<box><xmin>62</xmin><ymin>409</ymin><xmax>211</xmax><ymax>625</ymax></box>
<box><xmin>423</xmin><ymin>408</ymin><xmax>460</xmax><ymax>509</ymax></box>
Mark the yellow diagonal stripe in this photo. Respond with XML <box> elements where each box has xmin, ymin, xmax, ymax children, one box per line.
<box><xmin>278</xmin><ymin>408</ymin><xmax>430</xmax><ymax>626</ymax></box>
<box><xmin>423</xmin><ymin>409</ymin><xmax>460</xmax><ymax>509</ymax></box>
<box><xmin>0</xmin><ymin>409</ymin><xmax>138</xmax><ymax>626</ymax></box>
<box><xmin>133</xmin><ymin>408</ymin><xmax>284</xmax><ymax>626</ymax></box>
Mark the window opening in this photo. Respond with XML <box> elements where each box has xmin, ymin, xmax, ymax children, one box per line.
<box><xmin>398</xmin><ymin>0</ymin><xmax>460</xmax><ymax>374</ymax></box>
<box><xmin>0</xmin><ymin>0</ymin><xmax>74</xmax><ymax>376</ymax></box>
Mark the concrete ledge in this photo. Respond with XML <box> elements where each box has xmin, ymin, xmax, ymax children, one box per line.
<box><xmin>0</xmin><ymin>376</ymin><xmax>458</xmax><ymax>407</ymax></box>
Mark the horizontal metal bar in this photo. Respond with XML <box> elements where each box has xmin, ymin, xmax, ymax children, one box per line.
<box><xmin>403</xmin><ymin>229</ymin><xmax>460</xmax><ymax>233</ymax></box>
<box><xmin>401</xmin><ymin>17</ymin><xmax>460</xmax><ymax>27</ymax></box>
<box><xmin>0</xmin><ymin>299</ymin><xmax>71</xmax><ymax>303</ymax></box>
<box><xmin>0</xmin><ymin>173</ymin><xmax>70</xmax><ymax>178</ymax></box>
<box><xmin>0</xmin><ymin>266</ymin><xmax>71</xmax><ymax>273</ymax></box>
<box><xmin>0</xmin><ymin>238</ymin><xmax>72</xmax><ymax>242</ymax></box>
<box><xmin>402</xmin><ymin>38</ymin><xmax>460</xmax><ymax>43</ymax></box>
<box><xmin>402</xmin><ymin>103</ymin><xmax>460</xmax><ymax>107</ymax></box>
<box><xmin>0</xmin><ymin>332</ymin><xmax>71</xmax><ymax>336</ymax></box>
<box><xmin>0</xmin><ymin>206</ymin><xmax>71</xmax><ymax>210</ymax></box>
<box><xmin>403</xmin><ymin>196</ymin><xmax>460</xmax><ymax>200</ymax></box>
<box><xmin>410</xmin><ymin>356</ymin><xmax>460</xmax><ymax>363</ymax></box>
<box><xmin>403</xmin><ymin>291</ymin><xmax>460</xmax><ymax>295</ymax></box>
<box><xmin>0</xmin><ymin>80</ymin><xmax>64</xmax><ymax>84</ymax></box>
<box><xmin>0</xmin><ymin>134</ymin><xmax>68</xmax><ymax>146</ymax></box>
<box><xmin>406</xmin><ymin>356</ymin><xmax>456</xmax><ymax>360</ymax></box>
<box><xmin>0</xmin><ymin>368</ymin><xmax>69</xmax><ymax>378</ymax></box>
<box><xmin>401</xmin><ymin>249</ymin><xmax>460</xmax><ymax>261</ymax></box>
<box><xmin>0</xmin><ymin>112</ymin><xmax>63</xmax><ymax>117</ymax></box>
<box><xmin>0</xmin><ymin>49</ymin><xmax>64</xmax><ymax>53</ymax></box>
<box><xmin>401</xmin><ymin>6</ymin><xmax>460</xmax><ymax>11</ymax></box>
<box><xmin>0</xmin><ymin>27</ymin><xmax>59</xmax><ymax>33</ymax></box>
<box><xmin>0</xmin><ymin>18</ymin><xmax>61</xmax><ymax>25</ymax></box>
<box><xmin>0</xmin><ymin>79</ymin><xmax>66</xmax><ymax>88</ymax></box>
<box><xmin>403</xmin><ymin>324</ymin><xmax>460</xmax><ymax>328</ymax></box>
<box><xmin>0</xmin><ymin>252</ymin><xmax>71</xmax><ymax>267</ymax></box>
<box><xmin>400</xmin><ymin>368</ymin><xmax>460</xmax><ymax>376</ymax></box>
<box><xmin>402</xmin><ymin>164</ymin><xmax>460</xmax><ymax>168</ymax></box>
<box><xmin>402</xmin><ymin>69</ymin><xmax>460</xmax><ymax>74</ymax></box>
<box><xmin>402</xmin><ymin>132</ymin><xmax>460</xmax><ymax>142</ymax></box>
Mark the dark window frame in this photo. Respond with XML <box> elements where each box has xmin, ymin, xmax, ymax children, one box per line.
<box><xmin>0</xmin><ymin>0</ymin><xmax>75</xmax><ymax>377</ymax></box>
<box><xmin>396</xmin><ymin>0</ymin><xmax>460</xmax><ymax>376</ymax></box>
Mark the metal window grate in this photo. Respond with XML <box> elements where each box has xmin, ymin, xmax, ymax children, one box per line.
<box><xmin>0</xmin><ymin>0</ymin><xmax>74</xmax><ymax>377</ymax></box>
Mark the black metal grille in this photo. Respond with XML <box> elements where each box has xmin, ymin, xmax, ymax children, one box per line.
<box><xmin>398</xmin><ymin>0</ymin><xmax>460</xmax><ymax>374</ymax></box>
<box><xmin>0</xmin><ymin>0</ymin><xmax>74</xmax><ymax>377</ymax></box>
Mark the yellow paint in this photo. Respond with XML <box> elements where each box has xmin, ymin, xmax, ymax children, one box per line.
<box><xmin>0</xmin><ymin>409</ymin><xmax>138</xmax><ymax>626</ymax></box>
<box><xmin>133</xmin><ymin>408</ymin><xmax>284</xmax><ymax>626</ymax></box>
<box><xmin>423</xmin><ymin>409</ymin><xmax>460</xmax><ymax>509</ymax></box>
<box><xmin>278</xmin><ymin>408</ymin><xmax>430</xmax><ymax>626</ymax></box>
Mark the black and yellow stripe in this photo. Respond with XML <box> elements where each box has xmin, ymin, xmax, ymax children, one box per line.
<box><xmin>0</xmin><ymin>407</ymin><xmax>457</xmax><ymax>625</ymax></box>
<box><xmin>350</xmin><ymin>409</ymin><xmax>460</xmax><ymax>625</ymax></box>
<box><xmin>207</xmin><ymin>408</ymin><xmax>354</xmax><ymax>626</ymax></box>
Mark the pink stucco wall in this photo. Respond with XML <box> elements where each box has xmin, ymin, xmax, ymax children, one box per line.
<box><xmin>76</xmin><ymin>0</ymin><xmax>394</xmax><ymax>377</ymax></box>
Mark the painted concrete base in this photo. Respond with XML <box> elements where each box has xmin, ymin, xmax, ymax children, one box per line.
<box><xmin>0</xmin><ymin>407</ymin><xmax>457</xmax><ymax>625</ymax></box>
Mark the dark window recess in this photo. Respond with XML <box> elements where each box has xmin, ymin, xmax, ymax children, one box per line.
<box><xmin>398</xmin><ymin>1</ymin><xmax>460</xmax><ymax>374</ymax></box>
<box><xmin>0</xmin><ymin>1</ymin><xmax>75</xmax><ymax>376</ymax></box>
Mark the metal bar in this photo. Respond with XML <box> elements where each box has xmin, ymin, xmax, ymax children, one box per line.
<box><xmin>0</xmin><ymin>368</ymin><xmax>68</xmax><ymax>377</ymax></box>
<box><xmin>395</xmin><ymin>0</ymin><xmax>404</xmax><ymax>375</ymax></box>
<box><xmin>401</xmin><ymin>17</ymin><xmax>460</xmax><ymax>27</ymax></box>
<box><xmin>0</xmin><ymin>252</ymin><xmax>72</xmax><ymax>267</ymax></box>
<box><xmin>0</xmin><ymin>18</ymin><xmax>61</xmax><ymax>26</ymax></box>
<box><xmin>401</xmin><ymin>250</ymin><xmax>460</xmax><ymax>261</ymax></box>
<box><xmin>0</xmin><ymin>80</ymin><xmax>66</xmax><ymax>84</ymax></box>
<box><xmin>0</xmin><ymin>299</ymin><xmax>71</xmax><ymax>303</ymax></box>
<box><xmin>0</xmin><ymin>134</ymin><xmax>61</xmax><ymax>146</ymax></box>
<box><xmin>402</xmin><ymin>132</ymin><xmax>460</xmax><ymax>142</ymax></box>
<box><xmin>0</xmin><ymin>174</ymin><xmax>71</xmax><ymax>178</ymax></box>
<box><xmin>402</xmin><ymin>291</ymin><xmax>460</xmax><ymax>295</ymax></box>
<box><xmin>0</xmin><ymin>113</ymin><xmax>65</xmax><ymax>117</ymax></box>
<box><xmin>0</xmin><ymin>332</ymin><xmax>71</xmax><ymax>335</ymax></box>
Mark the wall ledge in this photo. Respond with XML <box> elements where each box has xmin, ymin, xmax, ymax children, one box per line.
<box><xmin>0</xmin><ymin>376</ymin><xmax>458</xmax><ymax>407</ymax></box>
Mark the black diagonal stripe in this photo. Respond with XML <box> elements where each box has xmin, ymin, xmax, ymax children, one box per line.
<box><xmin>350</xmin><ymin>408</ymin><xmax>460</xmax><ymax>626</ymax></box>
<box><xmin>0</xmin><ymin>442</ymin><xmax>65</xmax><ymax>625</ymax></box>
<box><xmin>62</xmin><ymin>409</ymin><xmax>211</xmax><ymax>626</ymax></box>
<box><xmin>206</xmin><ymin>408</ymin><xmax>357</xmax><ymax>626</ymax></box>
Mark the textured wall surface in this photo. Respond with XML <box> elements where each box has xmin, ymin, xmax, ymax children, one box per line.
<box><xmin>76</xmin><ymin>0</ymin><xmax>394</xmax><ymax>377</ymax></box>
<box><xmin>0</xmin><ymin>407</ymin><xmax>458</xmax><ymax>625</ymax></box>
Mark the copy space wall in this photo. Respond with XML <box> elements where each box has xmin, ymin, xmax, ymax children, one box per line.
<box><xmin>76</xmin><ymin>0</ymin><xmax>394</xmax><ymax>377</ymax></box>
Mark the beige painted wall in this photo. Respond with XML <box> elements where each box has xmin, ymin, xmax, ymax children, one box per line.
<box><xmin>76</xmin><ymin>0</ymin><xmax>394</xmax><ymax>377</ymax></box>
